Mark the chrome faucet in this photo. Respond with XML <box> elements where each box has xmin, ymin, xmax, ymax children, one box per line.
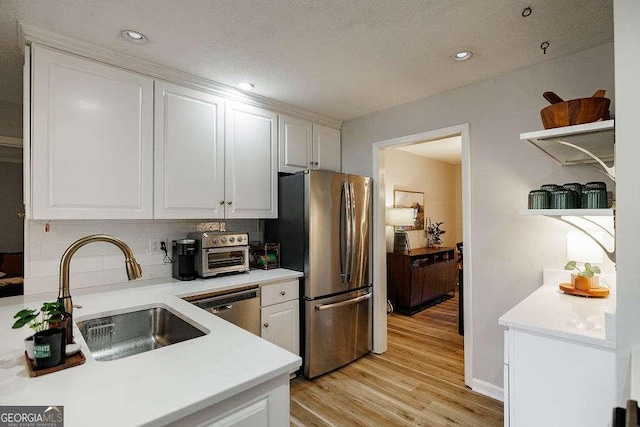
<box><xmin>58</xmin><ymin>234</ymin><xmax>142</xmax><ymax>315</ymax></box>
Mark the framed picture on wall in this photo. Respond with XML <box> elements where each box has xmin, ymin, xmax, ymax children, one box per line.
<box><xmin>394</xmin><ymin>190</ymin><xmax>424</xmax><ymax>230</ymax></box>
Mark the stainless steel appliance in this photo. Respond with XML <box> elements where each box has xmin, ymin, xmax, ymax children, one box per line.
<box><xmin>183</xmin><ymin>286</ymin><xmax>261</xmax><ymax>335</ymax></box>
<box><xmin>271</xmin><ymin>170</ymin><xmax>372</xmax><ymax>378</ymax></box>
<box><xmin>187</xmin><ymin>232</ymin><xmax>250</xmax><ymax>277</ymax></box>
<box><xmin>172</xmin><ymin>239</ymin><xmax>196</xmax><ymax>281</ymax></box>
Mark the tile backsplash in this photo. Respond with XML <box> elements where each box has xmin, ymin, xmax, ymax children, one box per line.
<box><xmin>25</xmin><ymin>219</ymin><xmax>263</xmax><ymax>295</ymax></box>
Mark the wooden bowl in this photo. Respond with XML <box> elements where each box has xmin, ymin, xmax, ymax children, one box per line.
<box><xmin>540</xmin><ymin>97</ymin><xmax>610</xmax><ymax>129</ymax></box>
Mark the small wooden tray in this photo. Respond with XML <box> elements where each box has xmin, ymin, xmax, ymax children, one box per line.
<box><xmin>559</xmin><ymin>283</ymin><xmax>610</xmax><ymax>298</ymax></box>
<box><xmin>24</xmin><ymin>350</ymin><xmax>86</xmax><ymax>377</ymax></box>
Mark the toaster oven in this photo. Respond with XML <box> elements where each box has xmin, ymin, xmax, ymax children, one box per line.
<box><xmin>187</xmin><ymin>232</ymin><xmax>250</xmax><ymax>277</ymax></box>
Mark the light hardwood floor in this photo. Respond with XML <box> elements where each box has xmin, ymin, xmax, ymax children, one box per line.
<box><xmin>290</xmin><ymin>291</ymin><xmax>503</xmax><ymax>426</ymax></box>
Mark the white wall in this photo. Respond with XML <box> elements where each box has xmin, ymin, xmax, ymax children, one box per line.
<box><xmin>342</xmin><ymin>43</ymin><xmax>615</xmax><ymax>389</ymax></box>
<box><xmin>614</xmin><ymin>0</ymin><xmax>640</xmax><ymax>404</ymax></box>
<box><xmin>0</xmin><ymin>162</ymin><xmax>24</xmax><ymax>253</ymax></box>
<box><xmin>384</xmin><ymin>148</ymin><xmax>460</xmax><ymax>248</ymax></box>
<box><xmin>24</xmin><ymin>219</ymin><xmax>263</xmax><ymax>295</ymax></box>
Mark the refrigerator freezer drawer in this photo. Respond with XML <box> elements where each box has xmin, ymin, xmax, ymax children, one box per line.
<box><xmin>304</xmin><ymin>289</ymin><xmax>372</xmax><ymax>378</ymax></box>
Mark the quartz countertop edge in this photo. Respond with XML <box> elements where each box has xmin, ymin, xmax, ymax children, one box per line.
<box><xmin>498</xmin><ymin>284</ymin><xmax>616</xmax><ymax>350</ymax></box>
<box><xmin>0</xmin><ymin>268</ymin><xmax>303</xmax><ymax>426</ymax></box>
<box><xmin>631</xmin><ymin>346</ymin><xmax>640</xmax><ymax>402</ymax></box>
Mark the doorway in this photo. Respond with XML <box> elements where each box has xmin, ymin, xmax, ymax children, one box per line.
<box><xmin>0</xmin><ymin>135</ymin><xmax>24</xmax><ymax>297</ymax></box>
<box><xmin>371</xmin><ymin>123</ymin><xmax>472</xmax><ymax>387</ymax></box>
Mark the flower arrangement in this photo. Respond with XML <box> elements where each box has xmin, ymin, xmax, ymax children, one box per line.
<box><xmin>426</xmin><ymin>218</ymin><xmax>446</xmax><ymax>247</ymax></box>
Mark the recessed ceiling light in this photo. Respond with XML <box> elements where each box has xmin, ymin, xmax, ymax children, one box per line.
<box><xmin>121</xmin><ymin>30</ymin><xmax>148</xmax><ymax>44</ymax></box>
<box><xmin>452</xmin><ymin>51</ymin><xmax>473</xmax><ymax>61</ymax></box>
<box><xmin>237</xmin><ymin>82</ymin><xmax>254</xmax><ymax>91</ymax></box>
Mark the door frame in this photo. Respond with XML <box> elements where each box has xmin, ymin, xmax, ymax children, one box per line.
<box><xmin>371</xmin><ymin>123</ymin><xmax>472</xmax><ymax>387</ymax></box>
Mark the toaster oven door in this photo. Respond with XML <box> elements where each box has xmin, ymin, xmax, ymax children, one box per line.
<box><xmin>202</xmin><ymin>246</ymin><xmax>249</xmax><ymax>275</ymax></box>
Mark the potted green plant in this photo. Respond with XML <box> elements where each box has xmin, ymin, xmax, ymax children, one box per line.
<box><xmin>13</xmin><ymin>301</ymin><xmax>66</xmax><ymax>368</ymax></box>
<box><xmin>564</xmin><ymin>260</ymin><xmax>601</xmax><ymax>290</ymax></box>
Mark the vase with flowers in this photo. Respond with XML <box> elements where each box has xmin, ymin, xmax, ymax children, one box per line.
<box><xmin>426</xmin><ymin>218</ymin><xmax>446</xmax><ymax>248</ymax></box>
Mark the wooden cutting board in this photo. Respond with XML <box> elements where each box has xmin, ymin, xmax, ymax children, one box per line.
<box><xmin>24</xmin><ymin>350</ymin><xmax>86</xmax><ymax>377</ymax></box>
<box><xmin>559</xmin><ymin>283</ymin><xmax>610</xmax><ymax>298</ymax></box>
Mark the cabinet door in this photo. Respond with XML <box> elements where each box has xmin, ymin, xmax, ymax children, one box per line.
<box><xmin>208</xmin><ymin>397</ymin><xmax>269</xmax><ymax>427</ymax></box>
<box><xmin>154</xmin><ymin>81</ymin><xmax>225</xmax><ymax>219</ymax></box>
<box><xmin>312</xmin><ymin>124</ymin><xmax>341</xmax><ymax>172</ymax></box>
<box><xmin>31</xmin><ymin>45</ymin><xmax>153</xmax><ymax>219</ymax></box>
<box><xmin>509</xmin><ymin>329</ymin><xmax>615</xmax><ymax>427</ymax></box>
<box><xmin>261</xmin><ymin>300</ymin><xmax>299</xmax><ymax>356</ymax></box>
<box><xmin>225</xmin><ymin>102</ymin><xmax>278</xmax><ymax>219</ymax></box>
<box><xmin>278</xmin><ymin>114</ymin><xmax>312</xmax><ymax>173</ymax></box>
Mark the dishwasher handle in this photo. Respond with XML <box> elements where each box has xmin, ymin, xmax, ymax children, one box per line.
<box><xmin>190</xmin><ymin>287</ymin><xmax>260</xmax><ymax>311</ymax></box>
<box><xmin>210</xmin><ymin>304</ymin><xmax>233</xmax><ymax>314</ymax></box>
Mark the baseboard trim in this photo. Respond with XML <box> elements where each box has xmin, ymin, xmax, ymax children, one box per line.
<box><xmin>470</xmin><ymin>378</ymin><xmax>504</xmax><ymax>402</ymax></box>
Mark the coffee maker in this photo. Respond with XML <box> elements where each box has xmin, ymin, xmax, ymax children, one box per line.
<box><xmin>172</xmin><ymin>239</ymin><xmax>196</xmax><ymax>281</ymax></box>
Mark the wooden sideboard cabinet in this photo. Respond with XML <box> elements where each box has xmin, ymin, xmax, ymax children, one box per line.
<box><xmin>387</xmin><ymin>247</ymin><xmax>457</xmax><ymax>315</ymax></box>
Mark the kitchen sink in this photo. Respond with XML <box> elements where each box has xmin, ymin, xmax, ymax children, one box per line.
<box><xmin>76</xmin><ymin>304</ymin><xmax>208</xmax><ymax>361</ymax></box>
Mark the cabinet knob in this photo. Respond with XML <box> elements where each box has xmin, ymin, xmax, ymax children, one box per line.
<box><xmin>280</xmin><ymin>291</ymin><xmax>286</xmax><ymax>296</ymax></box>
<box><xmin>309</xmin><ymin>161</ymin><xmax>314</xmax><ymax>165</ymax></box>
<box><xmin>263</xmin><ymin>322</ymin><xmax>269</xmax><ymax>328</ymax></box>
<box><xmin>219</xmin><ymin>200</ymin><xmax>225</xmax><ymax>205</ymax></box>
<box><xmin>314</xmin><ymin>161</ymin><xmax>319</xmax><ymax>166</ymax></box>
<box><xmin>227</xmin><ymin>201</ymin><xmax>232</xmax><ymax>205</ymax></box>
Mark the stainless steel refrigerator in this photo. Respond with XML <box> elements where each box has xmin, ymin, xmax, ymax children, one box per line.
<box><xmin>271</xmin><ymin>170</ymin><xmax>372</xmax><ymax>378</ymax></box>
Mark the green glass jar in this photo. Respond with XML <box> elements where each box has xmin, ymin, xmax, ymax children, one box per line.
<box><xmin>528</xmin><ymin>190</ymin><xmax>550</xmax><ymax>209</ymax></box>
<box><xmin>550</xmin><ymin>189</ymin><xmax>577</xmax><ymax>209</ymax></box>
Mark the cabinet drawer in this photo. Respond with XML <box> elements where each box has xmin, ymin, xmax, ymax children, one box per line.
<box><xmin>261</xmin><ymin>280</ymin><xmax>299</xmax><ymax>307</ymax></box>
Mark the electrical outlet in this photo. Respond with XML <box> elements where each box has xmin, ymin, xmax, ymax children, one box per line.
<box><xmin>149</xmin><ymin>238</ymin><xmax>167</xmax><ymax>252</ymax></box>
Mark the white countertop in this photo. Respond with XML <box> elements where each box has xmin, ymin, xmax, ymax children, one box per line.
<box><xmin>499</xmin><ymin>278</ymin><xmax>616</xmax><ymax>349</ymax></box>
<box><xmin>0</xmin><ymin>269</ymin><xmax>303</xmax><ymax>426</ymax></box>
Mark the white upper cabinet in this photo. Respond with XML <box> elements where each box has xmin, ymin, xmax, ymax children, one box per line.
<box><xmin>225</xmin><ymin>102</ymin><xmax>278</xmax><ymax>219</ymax></box>
<box><xmin>31</xmin><ymin>45</ymin><xmax>153</xmax><ymax>219</ymax></box>
<box><xmin>279</xmin><ymin>114</ymin><xmax>313</xmax><ymax>173</ymax></box>
<box><xmin>313</xmin><ymin>123</ymin><xmax>341</xmax><ymax>172</ymax></box>
<box><xmin>278</xmin><ymin>114</ymin><xmax>341</xmax><ymax>173</ymax></box>
<box><xmin>154</xmin><ymin>81</ymin><xmax>225</xmax><ymax>219</ymax></box>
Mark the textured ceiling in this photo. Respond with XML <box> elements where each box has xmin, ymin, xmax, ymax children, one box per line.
<box><xmin>397</xmin><ymin>135</ymin><xmax>462</xmax><ymax>165</ymax></box>
<box><xmin>0</xmin><ymin>0</ymin><xmax>613</xmax><ymax>121</ymax></box>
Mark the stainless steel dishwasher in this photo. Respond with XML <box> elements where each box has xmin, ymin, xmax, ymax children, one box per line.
<box><xmin>184</xmin><ymin>286</ymin><xmax>261</xmax><ymax>335</ymax></box>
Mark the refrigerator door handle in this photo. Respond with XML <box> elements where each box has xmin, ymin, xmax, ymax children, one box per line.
<box><xmin>339</xmin><ymin>181</ymin><xmax>348</xmax><ymax>283</ymax></box>
<box><xmin>349</xmin><ymin>181</ymin><xmax>357</xmax><ymax>284</ymax></box>
<box><xmin>314</xmin><ymin>292</ymin><xmax>372</xmax><ymax>311</ymax></box>
<box><xmin>343</xmin><ymin>181</ymin><xmax>353</xmax><ymax>284</ymax></box>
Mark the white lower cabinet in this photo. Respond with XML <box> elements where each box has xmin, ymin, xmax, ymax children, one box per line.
<box><xmin>169</xmin><ymin>375</ymin><xmax>290</xmax><ymax>426</ymax></box>
<box><xmin>504</xmin><ymin>328</ymin><xmax>615</xmax><ymax>427</ymax></box>
<box><xmin>261</xmin><ymin>280</ymin><xmax>300</xmax><ymax>358</ymax></box>
<box><xmin>261</xmin><ymin>300</ymin><xmax>299</xmax><ymax>356</ymax></box>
